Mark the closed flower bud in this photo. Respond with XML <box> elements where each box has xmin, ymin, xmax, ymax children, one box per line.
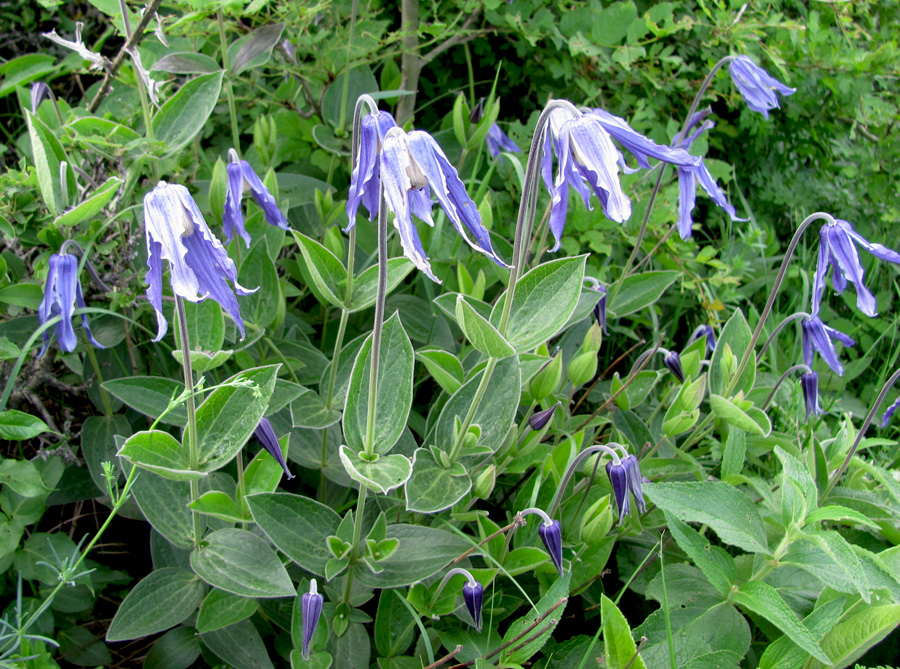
<box><xmin>568</xmin><ymin>351</ymin><xmax>598</xmax><ymax>387</ymax></box>
<box><xmin>605</xmin><ymin>460</ymin><xmax>630</xmax><ymax>525</ymax></box>
<box><xmin>538</xmin><ymin>520</ymin><xmax>564</xmax><ymax>577</ymax></box>
<box><xmin>253</xmin><ymin>417</ymin><xmax>293</xmax><ymax>480</ymax></box>
<box><xmin>528</xmin><ymin>401</ymin><xmax>561</xmax><ymax>431</ymax></box>
<box><xmin>662</xmin><ymin>350</ymin><xmax>685</xmax><ymax>382</ymax></box>
<box><xmin>462</xmin><ymin>580</ymin><xmax>483</xmax><ymax>632</ymax></box>
<box><xmin>800</xmin><ymin>371</ymin><xmax>823</xmax><ymax>421</ymax></box>
<box><xmin>580</xmin><ymin>503</ymin><xmax>613</xmax><ymax>545</ymax></box>
<box><xmin>473</xmin><ymin>465</ymin><xmax>496</xmax><ymax>499</ymax></box>
<box><xmin>301</xmin><ymin>579</ymin><xmax>324</xmax><ymax>660</ymax></box>
<box><xmin>529</xmin><ymin>353</ymin><xmax>562</xmax><ymax>401</ymax></box>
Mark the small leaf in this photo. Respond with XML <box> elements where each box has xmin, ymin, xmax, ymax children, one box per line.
<box><xmin>54</xmin><ymin>176</ymin><xmax>121</xmax><ymax>228</ymax></box>
<box><xmin>601</xmin><ymin>594</ymin><xmax>648</xmax><ymax>669</ymax></box>
<box><xmin>188</xmin><ymin>491</ymin><xmax>245</xmax><ymax>523</ymax></box>
<box><xmin>608</xmin><ymin>270</ymin><xmax>679</xmax><ymax>318</ymax></box>
<box><xmin>152</xmin><ymin>71</ymin><xmax>224</xmax><ymax>155</ymax></box>
<box><xmin>197</xmin><ymin>589</ymin><xmax>258</xmax><ymax>633</ymax></box>
<box><xmin>118</xmin><ymin>430</ymin><xmax>204</xmax><ymax>481</ymax></box>
<box><xmin>0</xmin><ymin>410</ymin><xmax>50</xmax><ymax>441</ymax></box>
<box><xmin>339</xmin><ymin>446</ymin><xmax>412</xmax><ymax>494</ymax></box>
<box><xmin>230</xmin><ymin>24</ymin><xmax>285</xmax><ymax>76</ymax></box>
<box><xmin>456</xmin><ymin>295</ymin><xmax>515</xmax><ymax>358</ymax></box>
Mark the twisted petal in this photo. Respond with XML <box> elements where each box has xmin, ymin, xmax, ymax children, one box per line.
<box><xmin>406</xmin><ymin>130</ymin><xmax>507</xmax><ymax>268</ymax></box>
<box><xmin>589</xmin><ymin>108</ymin><xmax>699</xmax><ymax>169</ymax></box>
<box><xmin>144</xmin><ymin>182</ymin><xmax>256</xmax><ymax>341</ymax></box>
<box><xmin>223</xmin><ymin>160</ymin><xmax>252</xmax><ymax>248</ymax></box>
<box><xmin>486</xmin><ymin>123</ymin><xmax>521</xmax><ymax>158</ymax></box>
<box><xmin>801</xmin><ymin>315</ymin><xmax>855</xmax><ymax>376</ymax></box>
<box><xmin>347</xmin><ymin>110</ymin><xmax>397</xmax><ymax>227</ymax></box>
<box><xmin>695</xmin><ymin>162</ymin><xmax>747</xmax><ymax>222</ymax></box>
<box><xmin>677</xmin><ymin>166</ymin><xmax>697</xmax><ymax>240</ymax></box>
<box><xmin>623</xmin><ymin>454</ymin><xmax>647</xmax><ymax>513</ymax></box>
<box><xmin>538</xmin><ymin>519</ymin><xmax>564</xmax><ymax>577</ymax></box>
<box><xmin>241</xmin><ymin>162</ymin><xmax>288</xmax><ymax>230</ymax></box>
<box><xmin>253</xmin><ymin>417</ymin><xmax>293</xmax><ymax>480</ymax></box>
<box><xmin>728</xmin><ymin>55</ymin><xmax>796</xmax><ymax>119</ymax></box>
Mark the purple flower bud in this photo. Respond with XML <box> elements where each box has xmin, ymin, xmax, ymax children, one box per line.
<box><xmin>301</xmin><ymin>580</ymin><xmax>324</xmax><ymax>660</ymax></box>
<box><xmin>462</xmin><ymin>580</ymin><xmax>483</xmax><ymax>632</ymax></box>
<box><xmin>38</xmin><ymin>253</ymin><xmax>104</xmax><ymax>357</ymax></box>
<box><xmin>469</xmin><ymin>98</ymin><xmax>485</xmax><ymax>124</ymax></box>
<box><xmin>528</xmin><ymin>401</ymin><xmax>561</xmax><ymax>431</ymax></box>
<box><xmin>538</xmin><ymin>519</ymin><xmax>564</xmax><ymax>577</ymax></box>
<box><xmin>801</xmin><ymin>314</ymin><xmax>855</xmax><ymax>377</ymax></box>
<box><xmin>605</xmin><ymin>460</ymin><xmax>630</xmax><ymax>525</ymax></box>
<box><xmin>800</xmin><ymin>371</ymin><xmax>823</xmax><ymax>421</ymax></box>
<box><xmin>31</xmin><ymin>82</ymin><xmax>52</xmax><ymax>114</ymax></box>
<box><xmin>253</xmin><ymin>417</ymin><xmax>293</xmax><ymax>480</ymax></box>
<box><xmin>882</xmin><ymin>395</ymin><xmax>900</xmax><ymax>428</ymax></box>
<box><xmin>486</xmin><ymin>124</ymin><xmax>522</xmax><ymax>159</ymax></box>
<box><xmin>223</xmin><ymin>150</ymin><xmax>290</xmax><ymax>248</ymax></box>
<box><xmin>622</xmin><ymin>454</ymin><xmax>646</xmax><ymax>513</ymax></box>
<box><xmin>663</xmin><ymin>350</ymin><xmax>685</xmax><ymax>382</ymax></box>
<box><xmin>688</xmin><ymin>325</ymin><xmax>716</xmax><ymax>354</ymax></box>
<box><xmin>585</xmin><ymin>281</ymin><xmax>608</xmax><ymax>334</ymax></box>
<box><xmin>728</xmin><ymin>55</ymin><xmax>796</xmax><ymax>120</ymax></box>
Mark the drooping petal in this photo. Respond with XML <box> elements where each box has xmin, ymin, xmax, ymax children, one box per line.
<box><xmin>839</xmin><ymin>219</ymin><xmax>900</xmax><ymax>264</ymax></box>
<box><xmin>800</xmin><ymin>371</ymin><xmax>823</xmax><ymax>421</ymax></box>
<box><xmin>562</xmin><ymin>115</ymin><xmax>631</xmax><ymax>223</ymax></box>
<box><xmin>694</xmin><ymin>162</ymin><xmax>747</xmax><ymax>222</ymax></box>
<box><xmin>589</xmin><ymin>108</ymin><xmax>698</xmax><ymax>169</ymax></box>
<box><xmin>240</xmin><ymin>162</ymin><xmax>289</xmax><ymax>231</ymax></box>
<box><xmin>881</xmin><ymin>395</ymin><xmax>900</xmax><ymax>428</ymax></box>
<box><xmin>145</xmin><ymin>237</ymin><xmax>167</xmax><ymax>342</ymax></box>
<box><xmin>605</xmin><ymin>460</ymin><xmax>630</xmax><ymax>525</ymax></box>
<box><xmin>801</xmin><ymin>315</ymin><xmax>855</xmax><ymax>376</ymax></box>
<box><xmin>728</xmin><ymin>56</ymin><xmax>796</xmax><ymax>119</ymax></box>
<box><xmin>677</xmin><ymin>166</ymin><xmax>697</xmax><ymax>239</ymax></box>
<box><xmin>623</xmin><ymin>454</ymin><xmax>647</xmax><ymax>513</ymax></box>
<box><xmin>253</xmin><ymin>417</ymin><xmax>293</xmax><ymax>479</ymax></box>
<box><xmin>53</xmin><ymin>254</ymin><xmax>79</xmax><ymax>352</ymax></box>
<box><xmin>346</xmin><ymin>110</ymin><xmax>397</xmax><ymax>227</ymax></box>
<box><xmin>486</xmin><ymin>123</ymin><xmax>521</xmax><ymax>158</ymax></box>
<box><xmin>822</xmin><ymin>222</ymin><xmax>877</xmax><ymax>316</ymax></box>
<box><xmin>223</xmin><ymin>160</ymin><xmax>251</xmax><ymax>248</ymax></box>
<box><xmin>74</xmin><ymin>270</ymin><xmax>103</xmax><ymax>349</ymax></box>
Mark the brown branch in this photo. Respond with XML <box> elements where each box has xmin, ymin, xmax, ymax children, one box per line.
<box><xmin>448</xmin><ymin>516</ymin><xmax>525</xmax><ymax>566</ymax></box>
<box><xmin>87</xmin><ymin>0</ymin><xmax>165</xmax><ymax>114</ymax></box>
<box><xmin>424</xmin><ymin>645</ymin><xmax>463</xmax><ymax>669</ymax></box>
<box><xmin>420</xmin><ymin>9</ymin><xmax>483</xmax><ymax>65</ymax></box>
<box><xmin>572</xmin><ymin>338</ymin><xmax>647</xmax><ymax>414</ymax></box>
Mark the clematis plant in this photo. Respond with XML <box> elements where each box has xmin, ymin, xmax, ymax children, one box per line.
<box><xmin>223</xmin><ymin>149</ymin><xmax>290</xmax><ymax>248</ymax></box>
<box><xmin>728</xmin><ymin>55</ymin><xmax>797</xmax><ymax>119</ymax></box>
<box><xmin>801</xmin><ymin>313</ymin><xmax>855</xmax><ymax>377</ymax></box>
<box><xmin>37</xmin><ymin>251</ymin><xmax>104</xmax><ymax>357</ymax></box>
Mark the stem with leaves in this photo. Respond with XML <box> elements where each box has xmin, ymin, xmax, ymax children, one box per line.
<box><xmin>175</xmin><ymin>297</ymin><xmax>204</xmax><ymax>548</ymax></box>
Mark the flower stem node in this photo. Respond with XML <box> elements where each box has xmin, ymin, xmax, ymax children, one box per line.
<box><xmin>143</xmin><ymin>181</ymin><xmax>257</xmax><ymax>342</ymax></box>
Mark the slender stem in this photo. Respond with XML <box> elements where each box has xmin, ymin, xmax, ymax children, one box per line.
<box><xmin>175</xmin><ymin>297</ymin><xmax>203</xmax><ymax>548</ymax></box>
<box><xmin>217</xmin><ymin>11</ymin><xmax>241</xmax><ymax>151</ymax></box>
<box><xmin>822</xmin><ymin>366</ymin><xmax>900</xmax><ymax>501</ymax></box>
<box><xmin>610</xmin><ymin>56</ymin><xmax>737</xmax><ymax>303</ymax></box>
<box><xmin>84</xmin><ymin>343</ymin><xmax>113</xmax><ymax>416</ymax></box>
<box><xmin>235</xmin><ymin>449</ymin><xmax>247</xmax><ymax>517</ymax></box>
<box><xmin>343</xmin><ymin>483</ymin><xmax>368</xmax><ymax>603</ymax></box>
<box><xmin>363</xmin><ymin>184</ymin><xmax>388</xmax><ymax>458</ymax></box>
<box><xmin>724</xmin><ymin>212</ymin><xmax>832</xmax><ymax>398</ymax></box>
<box><xmin>758</xmin><ymin>312</ymin><xmax>809</xmax><ymax>357</ymax></box>
<box><xmin>762</xmin><ymin>364</ymin><xmax>812</xmax><ymax>410</ymax></box>
<box><xmin>549</xmin><ymin>443</ymin><xmax>622</xmax><ymax>517</ymax></box>
<box><xmin>448</xmin><ymin>357</ymin><xmax>498</xmax><ymax>463</ymax></box>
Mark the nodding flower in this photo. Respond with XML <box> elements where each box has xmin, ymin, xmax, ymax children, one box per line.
<box><xmin>38</xmin><ymin>252</ymin><xmax>103</xmax><ymax>357</ymax></box>
<box><xmin>800</xmin><ymin>313</ymin><xmax>855</xmax><ymax>377</ymax></box>
<box><xmin>800</xmin><ymin>371</ymin><xmax>824</xmax><ymax>421</ymax></box>
<box><xmin>486</xmin><ymin>123</ymin><xmax>522</xmax><ymax>159</ymax></box>
<box><xmin>728</xmin><ymin>55</ymin><xmax>796</xmax><ymax>119</ymax></box>
<box><xmin>143</xmin><ymin>181</ymin><xmax>256</xmax><ymax>342</ymax></box>
<box><xmin>436</xmin><ymin>568</ymin><xmax>485</xmax><ymax>632</ymax></box>
<box><xmin>812</xmin><ymin>218</ymin><xmax>900</xmax><ymax>318</ymax></box>
<box><xmin>223</xmin><ymin>149</ymin><xmax>290</xmax><ymax>248</ymax></box>
<box><xmin>687</xmin><ymin>324</ymin><xmax>717</xmax><ymax>354</ymax></box>
<box><xmin>520</xmin><ymin>508</ymin><xmax>564</xmax><ymax>577</ymax></box>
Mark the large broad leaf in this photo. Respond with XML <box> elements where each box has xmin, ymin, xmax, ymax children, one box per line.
<box><xmin>731</xmin><ymin>581</ymin><xmax>830</xmax><ymax>663</ymax></box>
<box><xmin>228</xmin><ymin>23</ymin><xmax>284</xmax><ymax>76</ymax></box>
<box><xmin>663</xmin><ymin>512</ymin><xmax>735</xmax><ymax>598</ymax></box>
<box><xmin>348</xmin><ymin>259</ymin><xmax>415</xmax><ymax>312</ymax></box>
<box><xmin>196</xmin><ymin>366</ymin><xmax>278</xmax><ymax>473</ymax></box>
<box><xmin>291</xmin><ymin>231</ymin><xmax>347</xmax><ymax>309</ymax></box>
<box><xmin>601</xmin><ymin>594</ymin><xmax>648</xmax><ymax>669</ymax></box>
<box><xmin>404</xmin><ymin>448</ymin><xmax>472</xmax><ymax>514</ymax></box>
<box><xmin>431</xmin><ymin>356</ymin><xmax>521</xmax><ymax>462</ymax></box>
<box><xmin>415</xmin><ymin>349</ymin><xmax>464</xmax><ymax>395</ymax></box>
<box><xmin>608</xmin><ymin>270</ymin><xmax>679</xmax><ymax>318</ymax></box>
<box><xmin>355</xmin><ymin>525</ymin><xmax>472</xmax><ymax>588</ymax></box>
<box><xmin>117</xmin><ymin>430</ymin><xmax>205</xmax><ymax>481</ymax></box>
<box><xmin>197</xmin><ymin>589</ymin><xmax>258</xmax><ymax>634</ymax></box>
<box><xmin>237</xmin><ymin>238</ymin><xmax>280</xmax><ymax>328</ymax></box>
<box><xmin>246</xmin><ymin>492</ymin><xmax>340</xmax><ymax>577</ymax></box>
<box><xmin>645</xmin><ymin>482</ymin><xmax>769</xmax><ymax>554</ymax></box>
<box><xmin>290</xmin><ymin>390</ymin><xmax>342</xmax><ymax>429</ymax></box>
<box><xmin>190</xmin><ymin>529</ymin><xmax>295</xmax><ymax>598</ymax></box>
<box><xmin>709</xmin><ymin>309</ymin><xmax>755</xmax><ymax>396</ymax></box>
<box><xmin>201</xmin><ymin>619</ymin><xmax>275</xmax><ymax>669</ymax></box>
<box><xmin>103</xmin><ymin>376</ymin><xmax>187</xmax><ymax>426</ymax></box>
<box><xmin>0</xmin><ymin>410</ymin><xmax>49</xmax><ymax>441</ymax></box>
<box><xmin>152</xmin><ymin>71</ymin><xmax>224</xmax><ymax>155</ymax></box>
<box><xmin>491</xmin><ymin>256</ymin><xmax>587</xmax><ymax>352</ymax></box>
<box><xmin>81</xmin><ymin>414</ymin><xmax>131</xmax><ymax>493</ymax></box>
<box><xmin>339</xmin><ymin>446</ymin><xmax>412</xmax><ymax>494</ymax></box>
<box><xmin>25</xmin><ymin>111</ymin><xmax>75</xmax><ymax>216</ymax></box>
<box><xmin>808</xmin><ymin>602</ymin><xmax>900</xmax><ymax>669</ymax></box>
<box><xmin>758</xmin><ymin>599</ymin><xmax>844</xmax><ymax>669</ymax></box>
<box><xmin>343</xmin><ymin>313</ymin><xmax>413</xmax><ymax>454</ymax></box>
<box><xmin>130</xmin><ymin>468</ymin><xmax>194</xmax><ymax>550</ymax></box>
<box><xmin>106</xmin><ymin>568</ymin><xmax>204</xmax><ymax>642</ymax></box>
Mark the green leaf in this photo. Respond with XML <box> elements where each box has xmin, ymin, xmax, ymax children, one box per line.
<box><xmin>339</xmin><ymin>446</ymin><xmax>412</xmax><ymax>494</ymax></box>
<box><xmin>343</xmin><ymin>313</ymin><xmax>414</xmax><ymax>454</ymax></box>
<box><xmin>152</xmin><ymin>52</ymin><xmax>222</xmax><ymax>74</ymax></box>
<box><xmin>0</xmin><ymin>54</ymin><xmax>56</xmax><ymax>98</ymax></box>
<box><xmin>245</xmin><ymin>433</ymin><xmax>291</xmax><ymax>494</ymax></box>
<box><xmin>196</xmin><ymin>366</ymin><xmax>278</xmax><ymax>473</ymax></box>
<box><xmin>349</xmin><ymin>260</ymin><xmax>415</xmax><ymax>313</ymax></box>
<box><xmin>0</xmin><ymin>410</ymin><xmax>49</xmax><ymax>441</ymax></box>
<box><xmin>663</xmin><ymin>511</ymin><xmax>735</xmax><ymax>597</ymax></box>
<box><xmin>25</xmin><ymin>110</ymin><xmax>75</xmax><ymax>216</ymax></box>
<box><xmin>106</xmin><ymin>568</ymin><xmax>205</xmax><ymax>642</ymax></box>
<box><xmin>491</xmin><ymin>256</ymin><xmax>587</xmax><ymax>351</ymax></box>
<box><xmin>237</xmin><ymin>238</ymin><xmax>280</xmax><ymax>328</ymax></box>
<box><xmin>197</xmin><ymin>589</ymin><xmax>258</xmax><ymax>633</ymax></box>
<box><xmin>709</xmin><ymin>310</ymin><xmax>755</xmax><ymax>396</ymax></box>
<box><xmin>291</xmin><ymin>231</ymin><xmax>347</xmax><ymax>309</ymax></box>
<box><xmin>144</xmin><ymin>626</ymin><xmax>202</xmax><ymax>669</ymax></box>
<box><xmin>190</xmin><ymin>528</ymin><xmax>295</xmax><ymax>598</ymax></box>
<box><xmin>188</xmin><ymin>491</ymin><xmax>244</xmax><ymax>523</ymax></box>
<box><xmin>503</xmin><ymin>573</ymin><xmax>570</xmax><ymax>663</ymax></box>
<box><xmin>601</xmin><ymin>594</ymin><xmax>648</xmax><ymax>669</ymax></box>
<box><xmin>202</xmin><ymin>618</ymin><xmax>275</xmax><ymax>669</ymax></box>
<box><xmin>176</xmin><ymin>298</ymin><xmax>225</xmax><ymax>354</ymax></box>
<box><xmin>758</xmin><ymin>599</ymin><xmax>844</xmax><ymax>669</ymax></box>
<box><xmin>81</xmin><ymin>414</ymin><xmax>131</xmax><ymax>493</ymax></box>
<box><xmin>809</xmin><ymin>603</ymin><xmax>900</xmax><ymax>669</ymax></box>
<box><xmin>374</xmin><ymin>590</ymin><xmax>415</xmax><ymax>657</ymax></box>
<box><xmin>131</xmin><ymin>470</ymin><xmax>193</xmax><ymax>549</ymax></box>
<box><xmin>415</xmin><ymin>349</ymin><xmax>464</xmax><ymax>395</ymax></box>
<box><xmin>54</xmin><ymin>176</ymin><xmax>122</xmax><ymax>228</ymax></box>
<box><xmin>721</xmin><ymin>428</ymin><xmax>746</xmax><ymax>482</ymax></box>
<box><xmin>608</xmin><ymin>270</ymin><xmax>679</xmax><ymax>318</ymax></box>
<box><xmin>805</xmin><ymin>505</ymin><xmax>879</xmax><ymax>529</ymax></box>
<box><xmin>0</xmin><ymin>458</ymin><xmax>50</xmax><ymax>497</ymax></box>
<box><xmin>355</xmin><ymin>525</ymin><xmax>472</xmax><ymax>588</ymax></box>
<box><xmin>290</xmin><ymin>390</ymin><xmax>342</xmax><ymax>429</ymax></box>
<box><xmin>404</xmin><ymin>448</ymin><xmax>473</xmax><ymax>513</ymax></box>
<box><xmin>731</xmin><ymin>581</ymin><xmax>829</xmax><ymax>663</ymax></box>
<box><xmin>103</xmin><ymin>376</ymin><xmax>187</xmax><ymax>426</ymax></box>
<box><xmin>152</xmin><ymin>71</ymin><xmax>224</xmax><ymax>155</ymax></box>
<box><xmin>247</xmin><ymin>492</ymin><xmax>340</xmax><ymax>577</ymax></box>
<box><xmin>0</xmin><ymin>284</ymin><xmax>42</xmax><ymax>310</ymax></box>
<box><xmin>456</xmin><ymin>295</ymin><xmax>515</xmax><ymax>358</ymax></box>
<box><xmin>58</xmin><ymin>626</ymin><xmax>111</xmax><ymax>666</ymax></box>
<box><xmin>118</xmin><ymin>430</ymin><xmax>205</xmax><ymax>481</ymax></box>
<box><xmin>321</xmin><ymin>66</ymin><xmax>377</xmax><ymax>128</ymax></box>
<box><xmin>645</xmin><ymin>482</ymin><xmax>768</xmax><ymax>554</ymax></box>
<box><xmin>774</xmin><ymin>446</ymin><xmax>817</xmax><ymax>510</ymax></box>
<box><xmin>709</xmin><ymin>394</ymin><xmax>770</xmax><ymax>436</ymax></box>
<box><xmin>229</xmin><ymin>23</ymin><xmax>285</xmax><ymax>76</ymax></box>
<box><xmin>782</xmin><ymin>531</ymin><xmax>870</xmax><ymax>601</ymax></box>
